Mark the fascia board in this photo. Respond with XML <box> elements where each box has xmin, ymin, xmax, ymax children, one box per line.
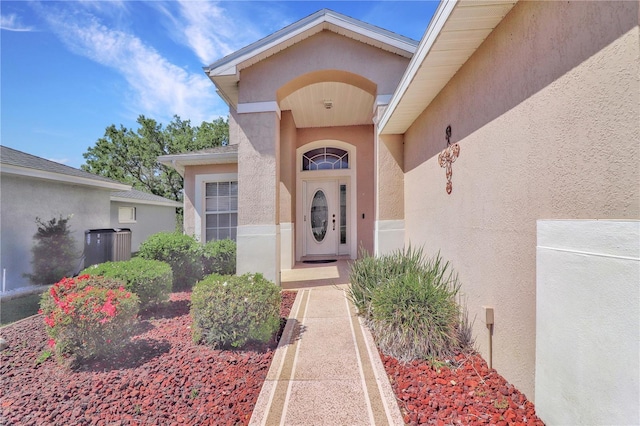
<box><xmin>378</xmin><ymin>0</ymin><xmax>458</xmax><ymax>135</ymax></box>
<box><xmin>207</xmin><ymin>12</ymin><xmax>417</xmax><ymax>78</ymax></box>
<box><xmin>324</xmin><ymin>14</ymin><xmax>417</xmax><ymax>53</ymax></box>
<box><xmin>110</xmin><ymin>196</ymin><xmax>182</xmax><ymax>208</ymax></box>
<box><xmin>207</xmin><ymin>18</ymin><xmax>325</xmax><ymax>78</ymax></box>
<box><xmin>0</xmin><ymin>164</ymin><xmax>131</xmax><ymax>191</ymax></box>
<box><xmin>159</xmin><ymin>152</ymin><xmax>238</xmax><ymax>177</ymax></box>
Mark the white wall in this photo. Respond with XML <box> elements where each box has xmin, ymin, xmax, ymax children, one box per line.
<box><xmin>536</xmin><ymin>220</ymin><xmax>639</xmax><ymax>425</ymax></box>
<box><xmin>110</xmin><ymin>201</ymin><xmax>178</xmax><ymax>252</ymax></box>
<box><xmin>0</xmin><ymin>175</ymin><xmax>111</xmax><ymax>290</ymax></box>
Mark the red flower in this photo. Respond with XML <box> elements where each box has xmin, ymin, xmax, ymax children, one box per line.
<box><xmin>47</xmin><ymin>339</ymin><xmax>56</xmax><ymax>348</ymax></box>
<box><xmin>101</xmin><ymin>300</ymin><xmax>116</xmax><ymax>317</ymax></box>
<box><xmin>44</xmin><ymin>316</ymin><xmax>55</xmax><ymax>327</ymax></box>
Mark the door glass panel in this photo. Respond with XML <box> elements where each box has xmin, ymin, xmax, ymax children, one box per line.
<box><xmin>340</xmin><ymin>184</ymin><xmax>347</xmax><ymax>244</ymax></box>
<box><xmin>310</xmin><ymin>190</ymin><xmax>328</xmax><ymax>242</ymax></box>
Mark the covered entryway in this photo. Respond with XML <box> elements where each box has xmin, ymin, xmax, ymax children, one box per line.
<box><xmin>202</xmin><ymin>9</ymin><xmax>417</xmax><ymax>281</ymax></box>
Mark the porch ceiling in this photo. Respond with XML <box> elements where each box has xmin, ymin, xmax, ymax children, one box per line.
<box><xmin>379</xmin><ymin>0</ymin><xmax>518</xmax><ymax>135</ymax></box>
<box><xmin>280</xmin><ymin>81</ymin><xmax>374</xmax><ymax>128</ymax></box>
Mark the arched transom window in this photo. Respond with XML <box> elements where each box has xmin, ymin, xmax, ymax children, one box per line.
<box><xmin>302</xmin><ymin>147</ymin><xmax>349</xmax><ymax>171</ymax></box>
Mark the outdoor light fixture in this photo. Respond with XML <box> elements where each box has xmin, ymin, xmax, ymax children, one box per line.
<box><xmin>438</xmin><ymin>125</ymin><xmax>460</xmax><ymax>194</ymax></box>
<box><xmin>323</xmin><ymin>100</ymin><xmax>333</xmax><ymax>110</ymax></box>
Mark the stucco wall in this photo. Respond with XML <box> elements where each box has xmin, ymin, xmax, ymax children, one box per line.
<box><xmin>401</xmin><ymin>1</ymin><xmax>639</xmax><ymax>400</ymax></box>
<box><xmin>0</xmin><ymin>175</ymin><xmax>111</xmax><ymax>291</ymax></box>
<box><xmin>279</xmin><ymin>111</ymin><xmax>297</xmax><ymax>224</ymax></box>
<box><xmin>240</xmin><ymin>31</ymin><xmax>410</xmax><ymax>103</ymax></box>
<box><xmin>297</xmin><ymin>125</ymin><xmax>375</xmax><ymax>254</ymax></box>
<box><xmin>183</xmin><ymin>163</ymin><xmax>238</xmax><ymax>236</ymax></box>
<box><xmin>536</xmin><ymin>220</ymin><xmax>639</xmax><ymax>425</ymax></box>
<box><xmin>109</xmin><ymin>201</ymin><xmax>177</xmax><ymax>252</ymax></box>
<box><xmin>376</xmin><ymin>133</ymin><xmax>404</xmax><ymax>221</ymax></box>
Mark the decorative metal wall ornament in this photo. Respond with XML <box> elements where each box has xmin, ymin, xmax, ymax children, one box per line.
<box><xmin>438</xmin><ymin>125</ymin><xmax>460</xmax><ymax>194</ymax></box>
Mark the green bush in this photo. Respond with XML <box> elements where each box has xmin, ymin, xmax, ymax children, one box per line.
<box><xmin>25</xmin><ymin>215</ymin><xmax>80</xmax><ymax>285</ymax></box>
<box><xmin>202</xmin><ymin>239</ymin><xmax>236</xmax><ymax>276</ymax></box>
<box><xmin>81</xmin><ymin>258</ymin><xmax>172</xmax><ymax>310</ymax></box>
<box><xmin>138</xmin><ymin>232</ymin><xmax>203</xmax><ymax>291</ymax></box>
<box><xmin>348</xmin><ymin>245</ymin><xmax>425</xmax><ymax>320</ymax></box>
<box><xmin>40</xmin><ymin>275</ymin><xmax>139</xmax><ymax>360</ymax></box>
<box><xmin>190</xmin><ymin>273</ymin><xmax>281</xmax><ymax>349</ymax></box>
<box><xmin>349</xmin><ymin>249</ymin><xmax>470</xmax><ymax>360</ymax></box>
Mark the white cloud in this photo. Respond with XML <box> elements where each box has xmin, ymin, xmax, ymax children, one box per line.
<box><xmin>154</xmin><ymin>0</ymin><xmax>266</xmax><ymax>65</ymax></box>
<box><xmin>1</xmin><ymin>13</ymin><xmax>35</xmax><ymax>32</ymax></box>
<box><xmin>39</xmin><ymin>5</ymin><xmax>224</xmax><ymax>124</ymax></box>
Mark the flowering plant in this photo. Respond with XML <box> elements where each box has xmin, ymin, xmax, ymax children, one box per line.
<box><xmin>39</xmin><ymin>275</ymin><xmax>140</xmax><ymax>359</ymax></box>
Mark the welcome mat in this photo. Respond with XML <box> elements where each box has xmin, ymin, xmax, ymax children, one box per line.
<box><xmin>302</xmin><ymin>259</ymin><xmax>337</xmax><ymax>264</ymax></box>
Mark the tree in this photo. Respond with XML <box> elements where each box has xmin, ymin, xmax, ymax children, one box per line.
<box><xmin>25</xmin><ymin>215</ymin><xmax>80</xmax><ymax>284</ymax></box>
<box><xmin>82</xmin><ymin>115</ymin><xmax>228</xmax><ymax>202</ymax></box>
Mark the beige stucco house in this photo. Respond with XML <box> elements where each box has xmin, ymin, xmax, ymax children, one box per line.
<box><xmin>160</xmin><ymin>2</ymin><xmax>639</xmax><ymax>423</ymax></box>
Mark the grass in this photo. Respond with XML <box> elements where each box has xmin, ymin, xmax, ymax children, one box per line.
<box><xmin>1</xmin><ymin>293</ymin><xmax>42</xmax><ymax>326</ymax></box>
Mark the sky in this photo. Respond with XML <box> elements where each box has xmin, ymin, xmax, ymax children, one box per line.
<box><xmin>1</xmin><ymin>1</ymin><xmax>438</xmax><ymax>168</ymax></box>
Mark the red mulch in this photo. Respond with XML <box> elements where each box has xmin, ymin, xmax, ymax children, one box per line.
<box><xmin>382</xmin><ymin>352</ymin><xmax>545</xmax><ymax>425</ymax></box>
<box><xmin>2</xmin><ymin>289</ymin><xmax>543</xmax><ymax>425</ymax></box>
<box><xmin>0</xmin><ymin>291</ymin><xmax>297</xmax><ymax>426</ymax></box>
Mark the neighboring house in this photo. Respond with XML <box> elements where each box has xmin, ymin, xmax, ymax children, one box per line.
<box><xmin>0</xmin><ymin>146</ymin><xmax>181</xmax><ymax>291</ymax></box>
<box><xmin>159</xmin><ymin>3</ymin><xmax>639</xmax><ymax>424</ymax></box>
<box><xmin>0</xmin><ymin>145</ymin><xmax>129</xmax><ymax>291</ymax></box>
<box><xmin>110</xmin><ymin>188</ymin><xmax>182</xmax><ymax>252</ymax></box>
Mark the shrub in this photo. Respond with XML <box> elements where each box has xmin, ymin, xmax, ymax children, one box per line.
<box><xmin>202</xmin><ymin>239</ymin><xmax>236</xmax><ymax>276</ymax></box>
<box><xmin>39</xmin><ymin>275</ymin><xmax>139</xmax><ymax>360</ymax></box>
<box><xmin>138</xmin><ymin>232</ymin><xmax>203</xmax><ymax>291</ymax></box>
<box><xmin>190</xmin><ymin>273</ymin><xmax>281</xmax><ymax>349</ymax></box>
<box><xmin>81</xmin><ymin>258</ymin><xmax>172</xmax><ymax>310</ymax></box>
<box><xmin>348</xmin><ymin>245</ymin><xmax>425</xmax><ymax>319</ymax></box>
<box><xmin>349</xmin><ymin>249</ymin><xmax>470</xmax><ymax>360</ymax></box>
<box><xmin>25</xmin><ymin>215</ymin><xmax>80</xmax><ymax>285</ymax></box>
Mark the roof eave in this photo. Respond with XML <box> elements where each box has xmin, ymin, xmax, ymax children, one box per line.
<box><xmin>159</xmin><ymin>152</ymin><xmax>238</xmax><ymax>177</ymax></box>
<box><xmin>379</xmin><ymin>0</ymin><xmax>518</xmax><ymax>135</ymax></box>
<box><xmin>205</xmin><ymin>9</ymin><xmax>418</xmax><ymax>108</ymax></box>
<box><xmin>110</xmin><ymin>196</ymin><xmax>182</xmax><ymax>208</ymax></box>
<box><xmin>0</xmin><ymin>164</ymin><xmax>131</xmax><ymax>191</ymax></box>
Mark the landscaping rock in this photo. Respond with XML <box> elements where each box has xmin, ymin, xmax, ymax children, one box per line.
<box><xmin>0</xmin><ymin>337</ymin><xmax>8</xmax><ymax>351</ymax></box>
<box><xmin>0</xmin><ymin>290</ymin><xmax>297</xmax><ymax>425</ymax></box>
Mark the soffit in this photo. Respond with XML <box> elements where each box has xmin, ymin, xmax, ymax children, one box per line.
<box><xmin>379</xmin><ymin>0</ymin><xmax>518</xmax><ymax>135</ymax></box>
<box><xmin>280</xmin><ymin>81</ymin><xmax>374</xmax><ymax>128</ymax></box>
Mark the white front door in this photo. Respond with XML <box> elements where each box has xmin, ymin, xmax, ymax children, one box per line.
<box><xmin>305</xmin><ymin>180</ymin><xmax>338</xmax><ymax>256</ymax></box>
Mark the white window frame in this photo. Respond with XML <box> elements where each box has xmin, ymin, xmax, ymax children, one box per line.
<box><xmin>194</xmin><ymin>173</ymin><xmax>238</xmax><ymax>243</ymax></box>
<box><xmin>118</xmin><ymin>206</ymin><xmax>137</xmax><ymax>223</ymax></box>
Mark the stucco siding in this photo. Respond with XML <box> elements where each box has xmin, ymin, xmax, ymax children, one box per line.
<box><xmin>402</xmin><ymin>0</ymin><xmax>639</xmax><ymax>400</ymax></box>
<box><xmin>0</xmin><ymin>175</ymin><xmax>111</xmax><ymax>290</ymax></box>
<box><xmin>183</xmin><ymin>163</ymin><xmax>238</xmax><ymax>237</ymax></box>
<box><xmin>109</xmin><ymin>202</ymin><xmax>177</xmax><ymax>251</ymax></box>
<box><xmin>240</xmin><ymin>31</ymin><xmax>410</xmax><ymax>103</ymax></box>
<box><xmin>279</xmin><ymin>111</ymin><xmax>297</xmax><ymax>224</ymax></box>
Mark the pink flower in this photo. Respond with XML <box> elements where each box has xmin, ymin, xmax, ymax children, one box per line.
<box><xmin>47</xmin><ymin>339</ymin><xmax>56</xmax><ymax>348</ymax></box>
<box><xmin>101</xmin><ymin>300</ymin><xmax>116</xmax><ymax>317</ymax></box>
<box><xmin>99</xmin><ymin>317</ymin><xmax>109</xmax><ymax>324</ymax></box>
<box><xmin>44</xmin><ymin>316</ymin><xmax>55</xmax><ymax>327</ymax></box>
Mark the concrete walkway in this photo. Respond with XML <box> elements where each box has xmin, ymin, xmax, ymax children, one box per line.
<box><xmin>249</xmin><ymin>260</ymin><xmax>404</xmax><ymax>426</ymax></box>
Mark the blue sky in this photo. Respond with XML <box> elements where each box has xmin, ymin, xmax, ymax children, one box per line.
<box><xmin>1</xmin><ymin>1</ymin><xmax>437</xmax><ymax>168</ymax></box>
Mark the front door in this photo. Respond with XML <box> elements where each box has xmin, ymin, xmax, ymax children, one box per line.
<box><xmin>305</xmin><ymin>180</ymin><xmax>338</xmax><ymax>256</ymax></box>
